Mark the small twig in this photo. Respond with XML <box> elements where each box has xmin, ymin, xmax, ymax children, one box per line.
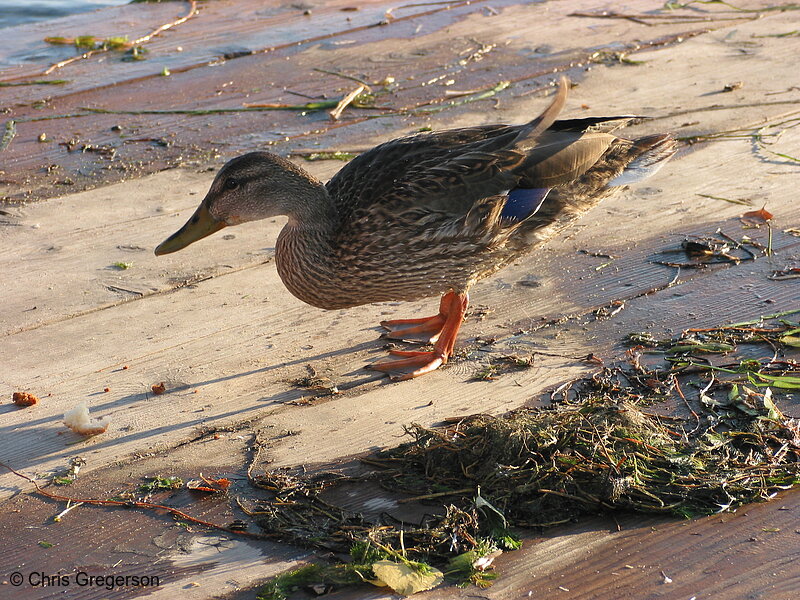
<box><xmin>53</xmin><ymin>500</ymin><xmax>84</xmax><ymax>522</ymax></box>
<box><xmin>569</xmin><ymin>10</ymin><xmax>756</xmax><ymax>25</ymax></box>
<box><xmin>0</xmin><ymin>79</ymin><xmax>70</xmax><ymax>87</ymax></box>
<box><xmin>660</xmin><ymin>101</ymin><xmax>800</xmax><ymax>122</ymax></box>
<box><xmin>397</xmin><ymin>488</ymin><xmax>473</xmax><ymax>503</ymax></box>
<box><xmin>696</xmin><ymin>193</ymin><xmax>751</xmax><ymax>206</ymax></box>
<box><xmin>313</xmin><ymin>68</ymin><xmax>370</xmax><ymax>86</ymax></box>
<box><xmin>0</xmin><ymin>461</ymin><xmax>276</xmax><ymax>540</ymax></box>
<box><xmin>330</xmin><ymin>85</ymin><xmax>368</xmax><ymax>120</ymax></box>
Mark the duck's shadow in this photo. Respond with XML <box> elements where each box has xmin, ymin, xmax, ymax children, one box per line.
<box><xmin>0</xmin><ymin>334</ymin><xmax>399</xmax><ymax>487</ymax></box>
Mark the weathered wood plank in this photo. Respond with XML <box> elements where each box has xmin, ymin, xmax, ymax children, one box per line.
<box><xmin>2</xmin><ymin>131</ymin><xmax>797</xmax><ymax>497</ymax></box>
<box><xmin>3</xmin><ymin>0</ymin><xmax>785</xmax><ymax>202</ymax></box>
<box><xmin>1</xmin><ymin>1</ymin><xmax>799</xmax><ymax>598</ymax></box>
<box><xmin>0</xmin><ymin>429</ymin><xmax>311</xmax><ymax>600</ymax></box>
<box><xmin>3</xmin><ymin>0</ymin><xmax>799</xmax><ymax>338</ymax></box>
<box><xmin>3</xmin><ymin>2</ymin><xmax>800</xmax><ymax>494</ymax></box>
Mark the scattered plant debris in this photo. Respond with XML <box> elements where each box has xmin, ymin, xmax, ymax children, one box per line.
<box><xmin>370</xmin><ymin>559</ymin><xmax>444</xmax><ymax>595</ymax></box>
<box><xmin>250</xmin><ymin>310</ymin><xmax>799</xmax><ymax>595</ymax></box>
<box><xmin>12</xmin><ymin>391</ymin><xmax>39</xmax><ymax>406</ymax></box>
<box><xmin>741</xmin><ymin>206</ymin><xmax>773</xmax><ymax>224</ymax></box>
<box><xmin>5</xmin><ymin>310</ymin><xmax>798</xmax><ymax>597</ymax></box>
<box><xmin>0</xmin><ymin>120</ymin><xmax>15</xmax><ymax>153</ymax></box>
<box><xmin>51</xmin><ymin>457</ymin><xmax>86</xmax><ymax>486</ymax></box>
<box><xmin>588</xmin><ymin>50</ymin><xmax>645</xmax><ymax>66</ymax></box>
<box><xmin>414</xmin><ymin>81</ymin><xmax>510</xmax><ymax>114</ymax></box>
<box><xmin>63</xmin><ymin>402</ymin><xmax>110</xmax><ymax>436</ymax></box>
<box><xmin>570</xmin><ymin>8</ymin><xmax>755</xmax><ymax>26</ymax></box>
<box><xmin>594</xmin><ymin>299</ymin><xmax>625</xmax><ymax>319</ymax></box>
<box><xmin>330</xmin><ymin>84</ymin><xmax>371</xmax><ymax>120</ymax></box>
<box><xmin>696</xmin><ymin>192</ymin><xmax>751</xmax><ymax>206</ymax></box>
<box><xmin>297</xmin><ymin>151</ymin><xmax>358</xmax><ymax>162</ymax></box>
<box><xmin>769</xmin><ymin>267</ymin><xmax>800</xmax><ymax>281</ymax></box>
<box><xmin>53</xmin><ymin>499</ymin><xmax>84</xmax><ymax>521</ymax></box>
<box><xmin>151</xmin><ymin>382</ymin><xmax>166</xmax><ymax>395</ymax></box>
<box><xmin>244</xmin><ymin>93</ymin><xmax>374</xmax><ymax>113</ymax></box>
<box><xmin>0</xmin><ymin>79</ymin><xmax>69</xmax><ymax>87</ymax></box>
<box><xmin>0</xmin><ymin>462</ymin><xmax>269</xmax><ymax>539</ymax></box>
<box><xmin>45</xmin><ymin>35</ymin><xmax>130</xmax><ymax>51</ymax></box>
<box><xmin>122</xmin><ymin>46</ymin><xmax>149</xmax><ymax>62</ymax></box>
<box><xmin>42</xmin><ymin>1</ymin><xmax>198</xmax><ymax>74</ymax></box>
<box><xmin>676</xmin><ymin>114</ymin><xmax>800</xmax><ymax>164</ymax></box>
<box><xmin>651</xmin><ymin>230</ymin><xmax>764</xmax><ymax>268</ymax></box>
<box><xmin>187</xmin><ymin>475</ymin><xmax>231</xmax><ymax>493</ymax></box>
<box><xmin>292</xmin><ymin>365</ymin><xmax>339</xmax><ymax>396</ymax></box>
<box><xmin>140</xmin><ymin>475</ymin><xmax>183</xmax><ymax>493</ymax></box>
<box><xmin>471</xmin><ymin>354</ymin><xmax>534</xmax><ymax>381</ymax></box>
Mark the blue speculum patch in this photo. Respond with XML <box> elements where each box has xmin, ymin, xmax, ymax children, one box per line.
<box><xmin>500</xmin><ymin>187</ymin><xmax>550</xmax><ymax>223</ymax></box>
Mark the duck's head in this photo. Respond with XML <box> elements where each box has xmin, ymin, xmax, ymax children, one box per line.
<box><xmin>155</xmin><ymin>152</ymin><xmax>324</xmax><ymax>256</ymax></box>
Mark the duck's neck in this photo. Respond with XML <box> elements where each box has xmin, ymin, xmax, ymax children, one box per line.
<box><xmin>275</xmin><ymin>187</ymin><xmax>344</xmax><ymax>309</ymax></box>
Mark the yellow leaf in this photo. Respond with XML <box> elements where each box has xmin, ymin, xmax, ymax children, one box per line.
<box><xmin>780</xmin><ymin>335</ymin><xmax>800</xmax><ymax>348</ymax></box>
<box><xmin>370</xmin><ymin>560</ymin><xmax>444</xmax><ymax>596</ymax></box>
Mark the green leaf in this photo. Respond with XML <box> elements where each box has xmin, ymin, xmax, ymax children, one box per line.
<box><xmin>139</xmin><ymin>475</ymin><xmax>183</xmax><ymax>492</ymax></box>
<box><xmin>760</xmin><ymin>388</ymin><xmax>783</xmax><ymax>421</ymax></box>
<box><xmin>475</xmin><ymin>488</ymin><xmax>508</xmax><ymax>529</ymax></box>
<box><xmin>105</xmin><ymin>36</ymin><xmax>129</xmax><ymax>50</ymax></box>
<box><xmin>727</xmin><ymin>308</ymin><xmax>800</xmax><ymax>327</ymax></box>
<box><xmin>74</xmin><ymin>36</ymin><xmax>97</xmax><ymax>50</ymax></box>
<box><xmin>750</xmin><ymin>372</ymin><xmax>800</xmax><ymax>389</ymax></box>
<box><xmin>0</xmin><ymin>120</ymin><xmax>16</xmax><ymax>153</ymax></box>
<box><xmin>667</xmin><ymin>342</ymin><xmax>735</xmax><ymax>354</ymax></box>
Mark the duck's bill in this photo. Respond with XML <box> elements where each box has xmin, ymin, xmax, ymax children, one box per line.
<box><xmin>154</xmin><ymin>202</ymin><xmax>226</xmax><ymax>256</ymax></box>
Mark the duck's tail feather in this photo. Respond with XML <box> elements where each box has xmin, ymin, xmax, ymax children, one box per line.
<box><xmin>607</xmin><ymin>134</ymin><xmax>677</xmax><ymax>186</ymax></box>
<box><xmin>508</xmin><ymin>132</ymin><xmax>676</xmax><ymax>248</ymax></box>
<box><xmin>514</xmin><ymin>77</ymin><xmax>570</xmax><ymax>148</ymax></box>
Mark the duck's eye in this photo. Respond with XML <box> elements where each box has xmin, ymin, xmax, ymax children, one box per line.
<box><xmin>224</xmin><ymin>177</ymin><xmax>240</xmax><ymax>190</ymax></box>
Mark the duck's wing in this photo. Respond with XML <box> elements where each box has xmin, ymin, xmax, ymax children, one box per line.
<box><xmin>325</xmin><ymin>79</ymin><xmax>570</xmax><ymax>222</ymax></box>
<box><xmin>326</xmin><ymin>79</ymin><xmax>645</xmax><ymax>229</ymax></box>
<box><xmin>325</xmin><ymin>123</ymin><xmax>521</xmax><ymax>222</ymax></box>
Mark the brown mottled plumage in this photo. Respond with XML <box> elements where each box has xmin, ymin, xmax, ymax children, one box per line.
<box><xmin>155</xmin><ymin>78</ymin><xmax>676</xmax><ymax>380</ymax></box>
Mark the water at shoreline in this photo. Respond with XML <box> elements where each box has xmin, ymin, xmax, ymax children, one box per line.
<box><xmin>0</xmin><ymin>0</ymin><xmax>129</xmax><ymax>29</ymax></box>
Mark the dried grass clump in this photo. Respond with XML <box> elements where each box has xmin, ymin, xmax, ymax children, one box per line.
<box><xmin>381</xmin><ymin>395</ymin><xmax>799</xmax><ymax>525</ymax></box>
<box><xmin>251</xmin><ymin>311</ymin><xmax>799</xmax><ymax>597</ymax></box>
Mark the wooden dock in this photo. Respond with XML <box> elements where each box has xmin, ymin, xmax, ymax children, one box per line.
<box><xmin>1</xmin><ymin>1</ymin><xmax>798</xmax><ymax>598</ymax></box>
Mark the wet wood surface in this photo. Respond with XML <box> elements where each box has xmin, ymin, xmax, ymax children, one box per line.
<box><xmin>1</xmin><ymin>1</ymin><xmax>799</xmax><ymax>599</ymax></box>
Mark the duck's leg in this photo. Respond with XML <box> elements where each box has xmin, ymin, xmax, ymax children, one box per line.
<box><xmin>370</xmin><ymin>292</ymin><xmax>468</xmax><ymax>380</ymax></box>
<box><xmin>379</xmin><ymin>292</ymin><xmax>453</xmax><ymax>343</ymax></box>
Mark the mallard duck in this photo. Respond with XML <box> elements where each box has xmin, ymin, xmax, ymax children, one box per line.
<box><xmin>155</xmin><ymin>78</ymin><xmax>675</xmax><ymax>380</ymax></box>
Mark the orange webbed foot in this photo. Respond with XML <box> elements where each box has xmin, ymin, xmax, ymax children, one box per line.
<box><xmin>379</xmin><ymin>292</ymin><xmax>454</xmax><ymax>343</ymax></box>
<box><xmin>369</xmin><ymin>350</ymin><xmax>446</xmax><ymax>381</ymax></box>
<box><xmin>380</xmin><ymin>314</ymin><xmax>446</xmax><ymax>343</ymax></box>
<box><xmin>369</xmin><ymin>291</ymin><xmax>468</xmax><ymax>381</ymax></box>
